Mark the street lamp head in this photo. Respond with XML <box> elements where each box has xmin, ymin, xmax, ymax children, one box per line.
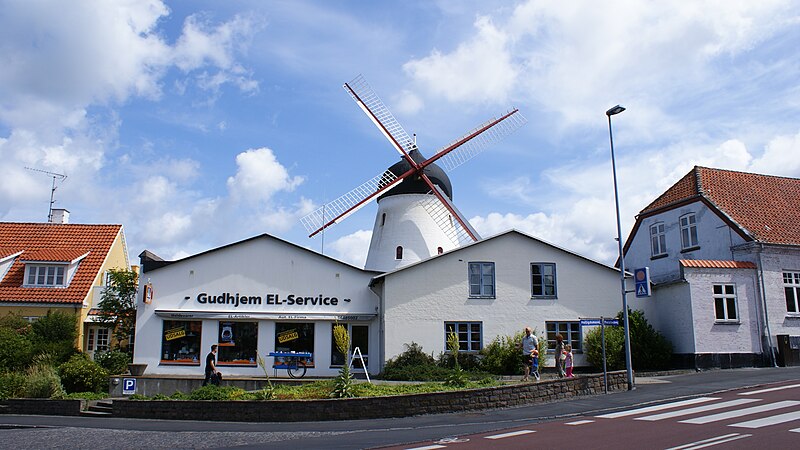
<box><xmin>606</xmin><ymin>105</ymin><xmax>626</xmax><ymax>116</ymax></box>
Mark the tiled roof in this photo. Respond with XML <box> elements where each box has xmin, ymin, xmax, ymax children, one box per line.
<box><xmin>0</xmin><ymin>223</ymin><xmax>122</xmax><ymax>304</ymax></box>
<box><xmin>680</xmin><ymin>260</ymin><xmax>757</xmax><ymax>269</ymax></box>
<box><xmin>0</xmin><ymin>248</ymin><xmax>23</xmax><ymax>260</ymax></box>
<box><xmin>641</xmin><ymin>166</ymin><xmax>800</xmax><ymax>246</ymax></box>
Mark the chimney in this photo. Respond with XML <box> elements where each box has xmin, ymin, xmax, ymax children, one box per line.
<box><xmin>50</xmin><ymin>208</ymin><xmax>70</xmax><ymax>224</ymax></box>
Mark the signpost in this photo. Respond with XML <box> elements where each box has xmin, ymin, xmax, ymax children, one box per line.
<box><xmin>580</xmin><ymin>317</ymin><xmax>620</xmax><ymax>394</ymax></box>
<box><xmin>635</xmin><ymin>267</ymin><xmax>651</xmax><ymax>298</ymax></box>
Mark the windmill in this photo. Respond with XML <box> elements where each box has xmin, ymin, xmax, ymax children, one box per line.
<box><xmin>25</xmin><ymin>167</ymin><xmax>68</xmax><ymax>223</ymax></box>
<box><xmin>300</xmin><ymin>75</ymin><xmax>526</xmax><ymax>271</ymax></box>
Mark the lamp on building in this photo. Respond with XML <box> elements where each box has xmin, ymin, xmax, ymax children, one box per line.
<box><xmin>606</xmin><ymin>104</ymin><xmax>634</xmax><ymax>391</ymax></box>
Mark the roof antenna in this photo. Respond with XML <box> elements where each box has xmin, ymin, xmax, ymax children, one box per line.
<box><xmin>25</xmin><ymin>167</ymin><xmax>67</xmax><ymax>223</ymax></box>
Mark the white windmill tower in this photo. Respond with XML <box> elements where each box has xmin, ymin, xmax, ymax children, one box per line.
<box><xmin>301</xmin><ymin>75</ymin><xmax>526</xmax><ymax>272</ymax></box>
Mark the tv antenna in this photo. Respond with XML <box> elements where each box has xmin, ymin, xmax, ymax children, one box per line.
<box><xmin>25</xmin><ymin>167</ymin><xmax>67</xmax><ymax>222</ymax></box>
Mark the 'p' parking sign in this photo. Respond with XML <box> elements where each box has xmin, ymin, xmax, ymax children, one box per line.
<box><xmin>122</xmin><ymin>378</ymin><xmax>137</xmax><ymax>395</ymax></box>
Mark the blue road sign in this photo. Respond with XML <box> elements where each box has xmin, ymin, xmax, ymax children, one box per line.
<box><xmin>635</xmin><ymin>267</ymin><xmax>651</xmax><ymax>298</ymax></box>
<box><xmin>580</xmin><ymin>318</ymin><xmax>620</xmax><ymax>327</ymax></box>
<box><xmin>122</xmin><ymin>378</ymin><xmax>136</xmax><ymax>395</ymax></box>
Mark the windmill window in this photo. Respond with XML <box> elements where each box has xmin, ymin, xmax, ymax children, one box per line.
<box><xmin>437</xmin><ymin>247</ymin><xmax>443</xmax><ymax>255</ymax></box>
<box><xmin>395</xmin><ymin>246</ymin><xmax>403</xmax><ymax>260</ymax></box>
<box><xmin>468</xmin><ymin>262</ymin><xmax>495</xmax><ymax>298</ymax></box>
<box><xmin>381</xmin><ymin>213</ymin><xmax>386</xmax><ymax>226</ymax></box>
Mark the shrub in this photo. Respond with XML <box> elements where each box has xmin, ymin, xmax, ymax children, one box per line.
<box><xmin>480</xmin><ymin>331</ymin><xmax>524</xmax><ymax>375</ymax></box>
<box><xmin>30</xmin><ymin>311</ymin><xmax>79</xmax><ymax>364</ymax></box>
<box><xmin>330</xmin><ymin>324</ymin><xmax>355</xmax><ymax>398</ymax></box>
<box><xmin>24</xmin><ymin>364</ymin><xmax>65</xmax><ymax>398</ymax></box>
<box><xmin>584</xmin><ymin>309</ymin><xmax>673</xmax><ymax>371</ymax></box>
<box><xmin>0</xmin><ymin>327</ymin><xmax>34</xmax><ymax>372</ymax></box>
<box><xmin>0</xmin><ymin>372</ymin><xmax>27</xmax><ymax>399</ymax></box>
<box><xmin>189</xmin><ymin>385</ymin><xmax>248</xmax><ymax>400</ymax></box>
<box><xmin>94</xmin><ymin>350</ymin><xmax>131</xmax><ymax>375</ymax></box>
<box><xmin>380</xmin><ymin>343</ymin><xmax>447</xmax><ymax>381</ymax></box>
<box><xmin>59</xmin><ymin>354</ymin><xmax>109</xmax><ymax>393</ymax></box>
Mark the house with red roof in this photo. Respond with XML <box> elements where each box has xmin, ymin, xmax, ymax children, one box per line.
<box><xmin>0</xmin><ymin>211</ymin><xmax>131</xmax><ymax>358</ymax></box>
<box><xmin>623</xmin><ymin>167</ymin><xmax>800</xmax><ymax>369</ymax></box>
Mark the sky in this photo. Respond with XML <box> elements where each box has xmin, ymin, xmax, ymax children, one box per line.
<box><xmin>1</xmin><ymin>0</ymin><xmax>799</xmax><ymax>269</ymax></box>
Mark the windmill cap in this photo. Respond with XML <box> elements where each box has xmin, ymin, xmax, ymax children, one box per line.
<box><xmin>378</xmin><ymin>149</ymin><xmax>453</xmax><ymax>201</ymax></box>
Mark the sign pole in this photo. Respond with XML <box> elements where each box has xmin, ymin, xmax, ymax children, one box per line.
<box><xmin>601</xmin><ymin>317</ymin><xmax>608</xmax><ymax>394</ymax></box>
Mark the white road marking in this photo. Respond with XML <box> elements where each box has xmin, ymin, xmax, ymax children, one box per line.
<box><xmin>596</xmin><ymin>397</ymin><xmax>720</xmax><ymax>419</ymax></box>
<box><xmin>484</xmin><ymin>430</ymin><xmax>536</xmax><ymax>439</ymax></box>
<box><xmin>729</xmin><ymin>410</ymin><xmax>800</xmax><ymax>428</ymax></box>
<box><xmin>565</xmin><ymin>419</ymin><xmax>595</xmax><ymax>425</ymax></box>
<box><xmin>680</xmin><ymin>400</ymin><xmax>800</xmax><ymax>424</ymax></box>
<box><xmin>665</xmin><ymin>433</ymin><xmax>752</xmax><ymax>450</ymax></box>
<box><xmin>405</xmin><ymin>446</ymin><xmax>447</xmax><ymax>450</ymax></box>
<box><xmin>739</xmin><ymin>383</ymin><xmax>800</xmax><ymax>396</ymax></box>
<box><xmin>790</xmin><ymin>427</ymin><xmax>800</xmax><ymax>433</ymax></box>
<box><xmin>635</xmin><ymin>399</ymin><xmax>759</xmax><ymax>421</ymax></box>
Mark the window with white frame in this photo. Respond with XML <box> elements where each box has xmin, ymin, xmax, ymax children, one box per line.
<box><xmin>25</xmin><ymin>265</ymin><xmax>66</xmax><ymax>287</ymax></box>
<box><xmin>468</xmin><ymin>262</ymin><xmax>495</xmax><ymax>298</ymax></box>
<box><xmin>680</xmin><ymin>213</ymin><xmax>699</xmax><ymax>250</ymax></box>
<box><xmin>650</xmin><ymin>222</ymin><xmax>667</xmax><ymax>256</ymax></box>
<box><xmin>784</xmin><ymin>272</ymin><xmax>800</xmax><ymax>313</ymax></box>
<box><xmin>531</xmin><ymin>263</ymin><xmax>557</xmax><ymax>298</ymax></box>
<box><xmin>713</xmin><ymin>284</ymin><xmax>738</xmax><ymax>322</ymax></box>
<box><xmin>444</xmin><ymin>321</ymin><xmax>482</xmax><ymax>352</ymax></box>
<box><xmin>546</xmin><ymin>321</ymin><xmax>582</xmax><ymax>352</ymax></box>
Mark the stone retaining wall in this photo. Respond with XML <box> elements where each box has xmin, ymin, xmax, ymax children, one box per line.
<box><xmin>0</xmin><ymin>399</ymin><xmax>86</xmax><ymax>416</ymax></box>
<box><xmin>113</xmin><ymin>371</ymin><xmax>628</xmax><ymax>422</ymax></box>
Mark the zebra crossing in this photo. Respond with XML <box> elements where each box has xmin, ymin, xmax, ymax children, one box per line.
<box><xmin>593</xmin><ymin>384</ymin><xmax>800</xmax><ymax>430</ymax></box>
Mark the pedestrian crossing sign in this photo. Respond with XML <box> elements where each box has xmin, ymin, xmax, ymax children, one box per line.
<box><xmin>634</xmin><ymin>267</ymin><xmax>651</xmax><ymax>298</ymax></box>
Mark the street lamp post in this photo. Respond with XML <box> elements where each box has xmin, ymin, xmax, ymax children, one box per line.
<box><xmin>606</xmin><ymin>104</ymin><xmax>634</xmax><ymax>391</ymax></box>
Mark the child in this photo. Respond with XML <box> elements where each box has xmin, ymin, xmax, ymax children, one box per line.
<box><xmin>564</xmin><ymin>344</ymin><xmax>574</xmax><ymax>377</ymax></box>
<box><xmin>530</xmin><ymin>348</ymin><xmax>540</xmax><ymax>381</ymax></box>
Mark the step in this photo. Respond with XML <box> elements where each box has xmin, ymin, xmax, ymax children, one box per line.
<box><xmin>80</xmin><ymin>409</ymin><xmax>112</xmax><ymax>417</ymax></box>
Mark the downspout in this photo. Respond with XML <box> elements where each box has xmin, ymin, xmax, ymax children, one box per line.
<box><xmin>756</xmin><ymin>244</ymin><xmax>777</xmax><ymax>367</ymax></box>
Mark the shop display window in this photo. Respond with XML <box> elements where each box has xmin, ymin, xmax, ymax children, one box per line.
<box><xmin>217</xmin><ymin>321</ymin><xmax>258</xmax><ymax>366</ymax></box>
<box><xmin>330</xmin><ymin>324</ymin><xmax>369</xmax><ymax>367</ymax></box>
<box><xmin>160</xmin><ymin>320</ymin><xmax>202</xmax><ymax>365</ymax></box>
<box><xmin>274</xmin><ymin>322</ymin><xmax>315</xmax><ymax>368</ymax></box>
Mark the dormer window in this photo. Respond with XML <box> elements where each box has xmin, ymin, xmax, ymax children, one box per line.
<box><xmin>26</xmin><ymin>265</ymin><xmax>66</xmax><ymax>287</ymax></box>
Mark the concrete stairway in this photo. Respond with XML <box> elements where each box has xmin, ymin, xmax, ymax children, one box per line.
<box><xmin>80</xmin><ymin>400</ymin><xmax>113</xmax><ymax>417</ymax></box>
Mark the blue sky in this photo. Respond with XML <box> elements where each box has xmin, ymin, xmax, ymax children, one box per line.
<box><xmin>1</xmin><ymin>1</ymin><xmax>799</xmax><ymax>268</ymax></box>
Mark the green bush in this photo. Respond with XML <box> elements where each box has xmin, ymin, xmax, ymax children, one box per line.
<box><xmin>24</xmin><ymin>364</ymin><xmax>65</xmax><ymax>398</ymax></box>
<box><xmin>58</xmin><ymin>354</ymin><xmax>109</xmax><ymax>393</ymax></box>
<box><xmin>480</xmin><ymin>331</ymin><xmax>523</xmax><ymax>375</ymax></box>
<box><xmin>189</xmin><ymin>385</ymin><xmax>248</xmax><ymax>400</ymax></box>
<box><xmin>30</xmin><ymin>311</ymin><xmax>79</xmax><ymax>364</ymax></box>
<box><xmin>0</xmin><ymin>372</ymin><xmax>27</xmax><ymax>399</ymax></box>
<box><xmin>584</xmin><ymin>309</ymin><xmax>673</xmax><ymax>371</ymax></box>
<box><xmin>94</xmin><ymin>350</ymin><xmax>131</xmax><ymax>375</ymax></box>
<box><xmin>0</xmin><ymin>327</ymin><xmax>35</xmax><ymax>372</ymax></box>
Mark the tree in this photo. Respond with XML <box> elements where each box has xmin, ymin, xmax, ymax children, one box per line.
<box><xmin>584</xmin><ymin>309</ymin><xmax>673</xmax><ymax>372</ymax></box>
<box><xmin>96</xmin><ymin>268</ymin><xmax>138</xmax><ymax>350</ymax></box>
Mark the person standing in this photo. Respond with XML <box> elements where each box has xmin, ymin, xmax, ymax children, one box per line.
<box><xmin>554</xmin><ymin>334</ymin><xmax>566</xmax><ymax>378</ymax></box>
<box><xmin>203</xmin><ymin>344</ymin><xmax>220</xmax><ymax>386</ymax></box>
<box><xmin>519</xmin><ymin>327</ymin><xmax>538</xmax><ymax>382</ymax></box>
<box><xmin>564</xmin><ymin>344</ymin><xmax>574</xmax><ymax>377</ymax></box>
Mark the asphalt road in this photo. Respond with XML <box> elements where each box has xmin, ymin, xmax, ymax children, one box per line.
<box><xmin>1</xmin><ymin>367</ymin><xmax>799</xmax><ymax>450</ymax></box>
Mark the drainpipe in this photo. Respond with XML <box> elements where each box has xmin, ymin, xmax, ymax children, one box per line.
<box><xmin>756</xmin><ymin>244</ymin><xmax>777</xmax><ymax>367</ymax></box>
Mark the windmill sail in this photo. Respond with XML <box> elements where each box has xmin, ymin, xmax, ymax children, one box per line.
<box><xmin>418</xmin><ymin>185</ymin><xmax>481</xmax><ymax>246</ymax></box>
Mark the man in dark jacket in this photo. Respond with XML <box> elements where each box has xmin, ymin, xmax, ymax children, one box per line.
<box><xmin>203</xmin><ymin>344</ymin><xmax>220</xmax><ymax>386</ymax></box>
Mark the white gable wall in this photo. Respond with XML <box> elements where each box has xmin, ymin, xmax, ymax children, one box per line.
<box><xmin>380</xmin><ymin>231</ymin><xmax>624</xmax><ymax>368</ymax></box>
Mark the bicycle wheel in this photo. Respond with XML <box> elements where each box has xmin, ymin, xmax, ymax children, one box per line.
<box><xmin>287</xmin><ymin>360</ymin><xmax>307</xmax><ymax>378</ymax></box>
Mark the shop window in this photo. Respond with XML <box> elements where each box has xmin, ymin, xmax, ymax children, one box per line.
<box><xmin>650</xmin><ymin>222</ymin><xmax>667</xmax><ymax>257</ymax></box>
<box><xmin>275</xmin><ymin>322</ymin><xmax>315</xmax><ymax>368</ymax></box>
<box><xmin>784</xmin><ymin>272</ymin><xmax>800</xmax><ymax>313</ymax></box>
<box><xmin>468</xmin><ymin>262</ymin><xmax>495</xmax><ymax>298</ymax></box>
<box><xmin>444</xmin><ymin>322</ymin><xmax>482</xmax><ymax>352</ymax></box>
<box><xmin>713</xmin><ymin>284</ymin><xmax>738</xmax><ymax>322</ymax></box>
<box><xmin>160</xmin><ymin>320</ymin><xmax>202</xmax><ymax>365</ymax></box>
<box><xmin>680</xmin><ymin>213</ymin><xmax>699</xmax><ymax>250</ymax></box>
<box><xmin>217</xmin><ymin>321</ymin><xmax>258</xmax><ymax>366</ymax></box>
<box><xmin>330</xmin><ymin>324</ymin><xmax>369</xmax><ymax>367</ymax></box>
<box><xmin>531</xmin><ymin>263</ymin><xmax>557</xmax><ymax>298</ymax></box>
<box><xmin>546</xmin><ymin>321</ymin><xmax>582</xmax><ymax>352</ymax></box>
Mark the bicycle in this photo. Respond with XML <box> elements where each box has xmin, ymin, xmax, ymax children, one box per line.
<box><xmin>268</xmin><ymin>351</ymin><xmax>312</xmax><ymax>378</ymax></box>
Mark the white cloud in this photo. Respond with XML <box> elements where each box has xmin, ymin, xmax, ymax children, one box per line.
<box><xmin>328</xmin><ymin>230</ymin><xmax>372</xmax><ymax>268</ymax></box>
<box><xmin>403</xmin><ymin>16</ymin><xmax>518</xmax><ymax>104</ymax></box>
<box><xmin>749</xmin><ymin>130</ymin><xmax>800</xmax><ymax>177</ymax></box>
<box><xmin>226</xmin><ymin>148</ymin><xmax>304</xmax><ymax>203</ymax></box>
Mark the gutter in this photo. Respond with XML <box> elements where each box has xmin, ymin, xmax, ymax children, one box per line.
<box><xmin>755</xmin><ymin>244</ymin><xmax>778</xmax><ymax>367</ymax></box>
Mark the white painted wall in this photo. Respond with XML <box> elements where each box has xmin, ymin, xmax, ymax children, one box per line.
<box><xmin>378</xmin><ymin>231</ymin><xmax>625</xmax><ymax>369</ymax></box>
<box><xmin>134</xmin><ymin>235</ymin><xmax>380</xmax><ymax>377</ymax></box>
<box><xmin>745</xmin><ymin>245</ymin><xmax>800</xmax><ymax>340</ymax></box>
<box><xmin>625</xmin><ymin>200</ymin><xmax>748</xmax><ymax>284</ymax></box>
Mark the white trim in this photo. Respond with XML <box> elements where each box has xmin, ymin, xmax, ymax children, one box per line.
<box><xmin>155</xmin><ymin>309</ymin><xmax>377</xmax><ymax>321</ymax></box>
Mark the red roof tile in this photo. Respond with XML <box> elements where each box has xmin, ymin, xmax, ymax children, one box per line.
<box><xmin>20</xmin><ymin>248</ymin><xmax>89</xmax><ymax>263</ymax></box>
<box><xmin>0</xmin><ymin>248</ymin><xmax>23</xmax><ymax>260</ymax></box>
<box><xmin>680</xmin><ymin>259</ymin><xmax>756</xmax><ymax>269</ymax></box>
<box><xmin>641</xmin><ymin>167</ymin><xmax>800</xmax><ymax>246</ymax></box>
<box><xmin>0</xmin><ymin>223</ymin><xmax>122</xmax><ymax>305</ymax></box>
